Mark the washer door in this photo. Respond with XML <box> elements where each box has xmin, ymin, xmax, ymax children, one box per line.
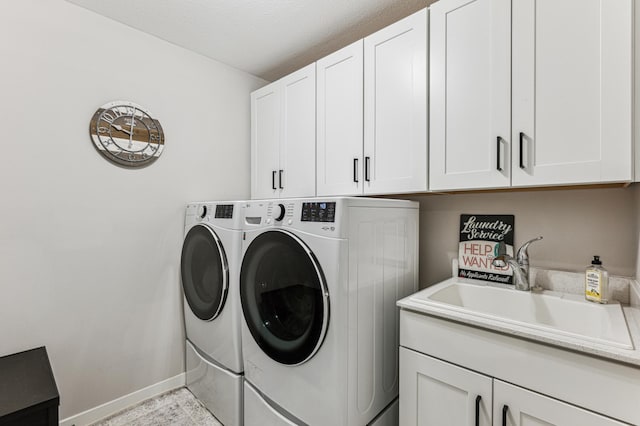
<box><xmin>181</xmin><ymin>224</ymin><xmax>229</xmax><ymax>321</ymax></box>
<box><xmin>240</xmin><ymin>230</ymin><xmax>329</xmax><ymax>365</ymax></box>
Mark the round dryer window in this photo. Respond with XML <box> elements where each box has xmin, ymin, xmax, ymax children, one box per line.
<box><xmin>240</xmin><ymin>230</ymin><xmax>329</xmax><ymax>365</ymax></box>
<box><xmin>181</xmin><ymin>224</ymin><xmax>229</xmax><ymax>321</ymax></box>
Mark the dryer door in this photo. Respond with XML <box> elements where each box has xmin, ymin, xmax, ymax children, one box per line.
<box><xmin>181</xmin><ymin>224</ymin><xmax>229</xmax><ymax>321</ymax></box>
<box><xmin>240</xmin><ymin>230</ymin><xmax>329</xmax><ymax>365</ymax></box>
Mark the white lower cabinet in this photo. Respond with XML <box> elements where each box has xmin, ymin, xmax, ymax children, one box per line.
<box><xmin>494</xmin><ymin>380</ymin><xmax>626</xmax><ymax>426</ymax></box>
<box><xmin>400</xmin><ymin>347</ymin><xmax>492</xmax><ymax>425</ymax></box>
<box><xmin>399</xmin><ymin>347</ymin><xmax>626</xmax><ymax>426</ymax></box>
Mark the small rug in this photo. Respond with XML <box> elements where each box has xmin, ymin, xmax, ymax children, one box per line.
<box><xmin>90</xmin><ymin>387</ymin><xmax>222</xmax><ymax>426</ymax></box>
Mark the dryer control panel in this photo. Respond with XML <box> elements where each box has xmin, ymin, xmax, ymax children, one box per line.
<box><xmin>301</xmin><ymin>202</ymin><xmax>336</xmax><ymax>222</ymax></box>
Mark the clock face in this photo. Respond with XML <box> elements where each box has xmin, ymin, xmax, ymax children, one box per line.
<box><xmin>89</xmin><ymin>101</ymin><xmax>164</xmax><ymax>167</ymax></box>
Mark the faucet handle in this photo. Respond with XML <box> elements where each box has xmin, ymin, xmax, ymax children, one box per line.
<box><xmin>516</xmin><ymin>236</ymin><xmax>543</xmax><ymax>265</ymax></box>
<box><xmin>492</xmin><ymin>241</ymin><xmax>513</xmax><ymax>267</ymax></box>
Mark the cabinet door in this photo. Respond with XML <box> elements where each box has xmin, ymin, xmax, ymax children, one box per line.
<box><xmin>494</xmin><ymin>380</ymin><xmax>626</xmax><ymax>426</ymax></box>
<box><xmin>279</xmin><ymin>63</ymin><xmax>316</xmax><ymax>198</ymax></box>
<box><xmin>511</xmin><ymin>0</ymin><xmax>632</xmax><ymax>187</ymax></box>
<box><xmin>399</xmin><ymin>347</ymin><xmax>492</xmax><ymax>426</ymax></box>
<box><xmin>316</xmin><ymin>40</ymin><xmax>364</xmax><ymax>196</ymax></box>
<box><xmin>363</xmin><ymin>8</ymin><xmax>428</xmax><ymax>195</ymax></box>
<box><xmin>429</xmin><ymin>0</ymin><xmax>511</xmax><ymax>191</ymax></box>
<box><xmin>251</xmin><ymin>83</ymin><xmax>281</xmax><ymax>199</ymax></box>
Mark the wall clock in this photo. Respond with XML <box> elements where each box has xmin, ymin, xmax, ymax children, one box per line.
<box><xmin>89</xmin><ymin>101</ymin><xmax>165</xmax><ymax>167</ymax></box>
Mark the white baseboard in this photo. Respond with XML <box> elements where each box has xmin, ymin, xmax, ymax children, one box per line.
<box><xmin>60</xmin><ymin>373</ymin><xmax>186</xmax><ymax>426</ymax></box>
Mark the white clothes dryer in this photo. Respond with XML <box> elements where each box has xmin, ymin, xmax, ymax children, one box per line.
<box><xmin>239</xmin><ymin>197</ymin><xmax>418</xmax><ymax>426</ymax></box>
<box><xmin>181</xmin><ymin>201</ymin><xmax>245</xmax><ymax>426</ymax></box>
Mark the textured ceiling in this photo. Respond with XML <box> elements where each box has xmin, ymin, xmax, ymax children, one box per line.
<box><xmin>65</xmin><ymin>0</ymin><xmax>435</xmax><ymax>81</ymax></box>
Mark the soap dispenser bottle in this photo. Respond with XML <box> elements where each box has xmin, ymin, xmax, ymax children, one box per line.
<box><xmin>585</xmin><ymin>255</ymin><xmax>609</xmax><ymax>304</ymax></box>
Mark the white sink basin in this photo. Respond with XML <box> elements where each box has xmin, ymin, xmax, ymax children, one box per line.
<box><xmin>405</xmin><ymin>278</ymin><xmax>634</xmax><ymax>350</ymax></box>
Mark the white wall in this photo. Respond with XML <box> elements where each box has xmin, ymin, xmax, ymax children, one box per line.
<box><xmin>0</xmin><ymin>0</ymin><xmax>264</xmax><ymax>420</ymax></box>
<box><xmin>634</xmin><ymin>186</ymin><xmax>640</xmax><ymax>280</ymax></box>
<box><xmin>635</xmin><ymin>0</ymin><xmax>640</xmax><ymax>183</ymax></box>
<box><xmin>399</xmin><ymin>186</ymin><xmax>638</xmax><ymax>287</ymax></box>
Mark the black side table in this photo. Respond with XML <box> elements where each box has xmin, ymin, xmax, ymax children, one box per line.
<box><xmin>0</xmin><ymin>347</ymin><xmax>59</xmax><ymax>426</ymax></box>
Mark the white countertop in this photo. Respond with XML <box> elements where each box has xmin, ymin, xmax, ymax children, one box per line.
<box><xmin>398</xmin><ymin>273</ymin><xmax>640</xmax><ymax>367</ymax></box>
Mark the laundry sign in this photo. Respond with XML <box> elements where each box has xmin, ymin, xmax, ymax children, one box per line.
<box><xmin>458</xmin><ymin>214</ymin><xmax>515</xmax><ymax>284</ymax></box>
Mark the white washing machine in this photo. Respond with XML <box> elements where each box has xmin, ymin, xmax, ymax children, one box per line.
<box><xmin>239</xmin><ymin>197</ymin><xmax>418</xmax><ymax>426</ymax></box>
<box><xmin>181</xmin><ymin>201</ymin><xmax>245</xmax><ymax>426</ymax></box>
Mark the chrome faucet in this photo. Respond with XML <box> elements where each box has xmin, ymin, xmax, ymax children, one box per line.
<box><xmin>492</xmin><ymin>236</ymin><xmax>543</xmax><ymax>291</ymax></box>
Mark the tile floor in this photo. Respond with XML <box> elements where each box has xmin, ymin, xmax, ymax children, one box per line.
<box><xmin>90</xmin><ymin>387</ymin><xmax>222</xmax><ymax>426</ymax></box>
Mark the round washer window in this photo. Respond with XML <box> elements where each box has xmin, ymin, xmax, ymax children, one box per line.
<box><xmin>240</xmin><ymin>230</ymin><xmax>329</xmax><ymax>365</ymax></box>
<box><xmin>181</xmin><ymin>224</ymin><xmax>228</xmax><ymax>321</ymax></box>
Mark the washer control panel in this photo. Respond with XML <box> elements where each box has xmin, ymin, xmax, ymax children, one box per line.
<box><xmin>215</xmin><ymin>204</ymin><xmax>234</xmax><ymax>219</ymax></box>
<box><xmin>301</xmin><ymin>202</ymin><xmax>336</xmax><ymax>223</ymax></box>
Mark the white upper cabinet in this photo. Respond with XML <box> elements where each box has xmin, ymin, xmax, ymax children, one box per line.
<box><xmin>316</xmin><ymin>40</ymin><xmax>364</xmax><ymax>196</ymax></box>
<box><xmin>364</xmin><ymin>8</ymin><xmax>428</xmax><ymax>194</ymax></box>
<box><xmin>430</xmin><ymin>0</ymin><xmax>632</xmax><ymax>191</ymax></box>
<box><xmin>251</xmin><ymin>64</ymin><xmax>316</xmax><ymax>199</ymax></box>
<box><xmin>429</xmin><ymin>0</ymin><xmax>511</xmax><ymax>191</ymax></box>
<box><xmin>317</xmin><ymin>9</ymin><xmax>428</xmax><ymax>196</ymax></box>
<box><xmin>251</xmin><ymin>84</ymin><xmax>280</xmax><ymax>199</ymax></box>
<box><xmin>279</xmin><ymin>66</ymin><xmax>317</xmax><ymax>198</ymax></box>
<box><xmin>511</xmin><ymin>0</ymin><xmax>632</xmax><ymax>187</ymax></box>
